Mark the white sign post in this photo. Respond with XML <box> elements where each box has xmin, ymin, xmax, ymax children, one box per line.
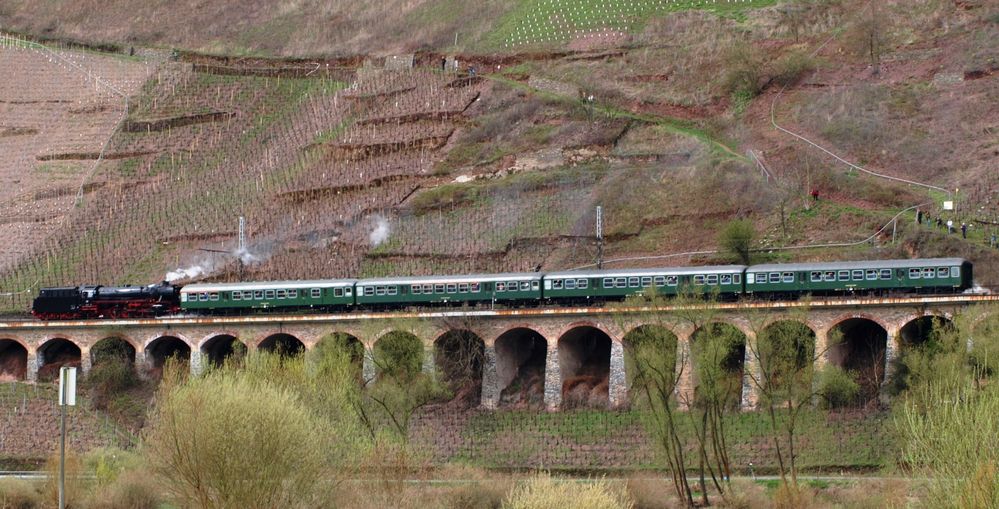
<box><xmin>58</xmin><ymin>367</ymin><xmax>76</xmax><ymax>509</ymax></box>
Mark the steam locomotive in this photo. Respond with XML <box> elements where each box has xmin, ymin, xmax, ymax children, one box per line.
<box><xmin>31</xmin><ymin>282</ymin><xmax>181</xmax><ymax>320</ymax></box>
<box><xmin>30</xmin><ymin>257</ymin><xmax>974</xmax><ymax>320</ymax></box>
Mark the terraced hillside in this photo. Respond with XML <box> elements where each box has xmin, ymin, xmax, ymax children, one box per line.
<box><xmin>1</xmin><ymin>0</ymin><xmax>998</xmax><ymax>314</ymax></box>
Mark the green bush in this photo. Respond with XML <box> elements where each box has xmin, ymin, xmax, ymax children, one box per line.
<box><xmin>815</xmin><ymin>366</ymin><xmax>860</xmax><ymax>408</ymax></box>
<box><xmin>142</xmin><ymin>370</ymin><xmax>335</xmax><ymax>508</ymax></box>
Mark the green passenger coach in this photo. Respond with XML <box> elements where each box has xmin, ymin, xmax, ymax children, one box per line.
<box><xmin>180</xmin><ymin>279</ymin><xmax>357</xmax><ymax>312</ymax></box>
<box><xmin>745</xmin><ymin>258</ymin><xmax>972</xmax><ymax>295</ymax></box>
<box><xmin>542</xmin><ymin>266</ymin><xmax>747</xmax><ymax>302</ymax></box>
<box><xmin>354</xmin><ymin>273</ymin><xmax>543</xmax><ymax>307</ymax></box>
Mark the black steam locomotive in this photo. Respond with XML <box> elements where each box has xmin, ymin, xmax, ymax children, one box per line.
<box><xmin>31</xmin><ymin>282</ymin><xmax>181</xmax><ymax>320</ymax></box>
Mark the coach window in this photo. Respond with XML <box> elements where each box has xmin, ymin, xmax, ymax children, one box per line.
<box><xmin>388</xmin><ymin>286</ymin><xmax>398</xmax><ymax>296</ymax></box>
<box><xmin>496</xmin><ymin>282</ymin><xmax>506</xmax><ymax>292</ymax></box>
<box><xmin>852</xmin><ymin>270</ymin><xmax>864</xmax><ymax>281</ymax></box>
<box><xmin>936</xmin><ymin>267</ymin><xmax>949</xmax><ymax>278</ymax></box>
<box><xmin>447</xmin><ymin>284</ymin><xmax>457</xmax><ymax>293</ymax></box>
<box><xmin>199</xmin><ymin>293</ymin><xmax>208</xmax><ymax>301</ymax></box>
<box><xmin>666</xmin><ymin>276</ymin><xmax>678</xmax><ymax>286</ymax></box>
<box><xmin>770</xmin><ymin>273</ymin><xmax>782</xmax><ymax>283</ymax></box>
<box><xmin>866</xmin><ymin>270</ymin><xmax>878</xmax><ymax>281</ymax></box>
<box><xmin>922</xmin><ymin>268</ymin><xmax>934</xmax><ymax>279</ymax></box>
<box><xmin>518</xmin><ymin>281</ymin><xmax>528</xmax><ymax>291</ymax></box>
<box><xmin>628</xmin><ymin>277</ymin><xmax>639</xmax><ymax>287</ymax></box>
<box><xmin>208</xmin><ymin>292</ymin><xmax>218</xmax><ymax>301</ymax></box>
<box><xmin>565</xmin><ymin>279</ymin><xmax>576</xmax><ymax>290</ymax></box>
<box><xmin>879</xmin><ymin>269</ymin><xmax>892</xmax><ymax>280</ymax></box>
<box><xmin>232</xmin><ymin>292</ymin><xmax>241</xmax><ymax>301</ymax></box>
<box><xmin>459</xmin><ymin>283</ymin><xmax>469</xmax><ymax>293</ymax></box>
<box><xmin>472</xmin><ymin>283</ymin><xmax>481</xmax><ymax>292</ymax></box>
<box><xmin>734</xmin><ymin>274</ymin><xmax>742</xmax><ymax>284</ymax></box>
<box><xmin>311</xmin><ymin>288</ymin><xmax>321</xmax><ymax>298</ymax></box>
<box><xmin>577</xmin><ymin>279</ymin><xmax>588</xmax><ymax>289</ymax></box>
<box><xmin>909</xmin><ymin>268</ymin><xmax>921</xmax><ymax>279</ymax></box>
<box><xmin>376</xmin><ymin>286</ymin><xmax>386</xmax><ymax>296</ymax></box>
<box><xmin>276</xmin><ymin>290</ymin><xmax>286</xmax><ymax>299</ymax></box>
<box><xmin>603</xmin><ymin>278</ymin><xmax>614</xmax><ymax>288</ymax></box>
<box><xmin>721</xmin><ymin>274</ymin><xmax>732</xmax><ymax>285</ymax></box>
<box><xmin>289</xmin><ymin>290</ymin><xmax>298</xmax><ymax>299</ymax></box>
<box><xmin>411</xmin><ymin>285</ymin><xmax>421</xmax><ymax>295</ymax></box>
<box><xmin>951</xmin><ymin>266</ymin><xmax>961</xmax><ymax>277</ymax></box>
<box><xmin>263</xmin><ymin>290</ymin><xmax>273</xmax><ymax>299</ymax></box>
<box><xmin>822</xmin><ymin>271</ymin><xmax>835</xmax><ymax>282</ymax></box>
<box><xmin>334</xmin><ymin>288</ymin><xmax>344</xmax><ymax>297</ymax></box>
<box><xmin>693</xmin><ymin>275</ymin><xmax>705</xmax><ymax>285</ymax></box>
<box><xmin>810</xmin><ymin>271</ymin><xmax>822</xmax><ymax>282</ymax></box>
<box><xmin>364</xmin><ymin>287</ymin><xmax>374</xmax><ymax>296</ymax></box>
<box><xmin>422</xmin><ymin>285</ymin><xmax>431</xmax><ymax>294</ymax></box>
<box><xmin>706</xmin><ymin>275</ymin><xmax>719</xmax><ymax>285</ymax></box>
<box><xmin>553</xmin><ymin>279</ymin><xmax>563</xmax><ymax>290</ymax></box>
<box><xmin>616</xmin><ymin>277</ymin><xmax>627</xmax><ymax>288</ymax></box>
<box><xmin>639</xmin><ymin>276</ymin><xmax>651</xmax><ymax>287</ymax></box>
<box><xmin>654</xmin><ymin>276</ymin><xmax>666</xmax><ymax>287</ymax></box>
<box><xmin>434</xmin><ymin>284</ymin><xmax>444</xmax><ymax>294</ymax></box>
<box><xmin>837</xmin><ymin>271</ymin><xmax>849</xmax><ymax>281</ymax></box>
<box><xmin>531</xmin><ymin>281</ymin><xmax>540</xmax><ymax>290</ymax></box>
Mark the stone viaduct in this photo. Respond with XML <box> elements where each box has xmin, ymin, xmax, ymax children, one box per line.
<box><xmin>1</xmin><ymin>295</ymin><xmax>996</xmax><ymax>410</ymax></box>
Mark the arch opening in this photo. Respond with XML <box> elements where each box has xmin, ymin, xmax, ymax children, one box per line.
<box><xmin>690</xmin><ymin>323</ymin><xmax>746</xmax><ymax>411</ymax></box>
<box><xmin>259</xmin><ymin>333</ymin><xmax>305</xmax><ymax>357</ymax></box>
<box><xmin>0</xmin><ymin>339</ymin><xmax>28</xmax><ymax>381</ymax></box>
<box><xmin>828</xmin><ymin>318</ymin><xmax>887</xmax><ymax>405</ymax></box>
<box><xmin>434</xmin><ymin>330</ymin><xmax>485</xmax><ymax>407</ymax></box>
<box><xmin>91</xmin><ymin>337</ymin><xmax>136</xmax><ymax>367</ymax></box>
<box><xmin>889</xmin><ymin>316</ymin><xmax>955</xmax><ymax>395</ymax></box>
<box><xmin>38</xmin><ymin>338</ymin><xmax>82</xmax><ymax>381</ymax></box>
<box><xmin>757</xmin><ymin>321</ymin><xmax>816</xmax><ymax>398</ymax></box>
<box><xmin>373</xmin><ymin>331</ymin><xmax>424</xmax><ymax>380</ymax></box>
<box><xmin>313</xmin><ymin>333</ymin><xmax>365</xmax><ymax>379</ymax></box>
<box><xmin>622</xmin><ymin>325</ymin><xmax>678</xmax><ymax>407</ymax></box>
<box><xmin>495</xmin><ymin>328</ymin><xmax>547</xmax><ymax>409</ymax></box>
<box><xmin>558</xmin><ymin>326</ymin><xmax>612</xmax><ymax>409</ymax></box>
<box><xmin>202</xmin><ymin>335</ymin><xmax>245</xmax><ymax>368</ymax></box>
<box><xmin>146</xmin><ymin>336</ymin><xmax>191</xmax><ymax>370</ymax></box>
<box><xmin>899</xmin><ymin>316</ymin><xmax>953</xmax><ymax>348</ymax></box>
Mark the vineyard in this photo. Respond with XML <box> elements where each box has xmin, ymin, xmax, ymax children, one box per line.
<box><xmin>2</xmin><ymin>0</ymin><xmax>999</xmax><ymax>315</ymax></box>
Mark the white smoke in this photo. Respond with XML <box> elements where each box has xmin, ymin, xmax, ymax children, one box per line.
<box><xmin>166</xmin><ymin>261</ymin><xmax>214</xmax><ymax>283</ymax></box>
<box><xmin>165</xmin><ymin>244</ymin><xmax>271</xmax><ymax>283</ymax></box>
<box><xmin>369</xmin><ymin>215</ymin><xmax>391</xmax><ymax>247</ymax></box>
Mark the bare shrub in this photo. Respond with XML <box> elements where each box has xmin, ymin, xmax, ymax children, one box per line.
<box><xmin>716</xmin><ymin>479</ymin><xmax>770</xmax><ymax>509</ymax></box>
<box><xmin>0</xmin><ymin>478</ymin><xmax>41</xmax><ymax>509</ymax></box>
<box><xmin>502</xmin><ymin>474</ymin><xmax>634</xmax><ymax>509</ymax></box>
<box><xmin>87</xmin><ymin>468</ymin><xmax>162</xmax><ymax>509</ymax></box>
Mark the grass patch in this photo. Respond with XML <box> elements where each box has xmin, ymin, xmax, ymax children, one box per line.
<box><xmin>485</xmin><ymin>0</ymin><xmax>778</xmax><ymax>49</ymax></box>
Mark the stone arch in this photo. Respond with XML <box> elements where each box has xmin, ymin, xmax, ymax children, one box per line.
<box><xmin>558</xmin><ymin>325</ymin><xmax>613</xmax><ymax>408</ymax></box>
<box><xmin>200</xmin><ymin>334</ymin><xmax>246</xmax><ymax>368</ymax></box>
<box><xmin>373</xmin><ymin>330</ymin><xmax>424</xmax><ymax>379</ymax></box>
<box><xmin>494</xmin><ymin>327</ymin><xmax>547</xmax><ymax>409</ymax></box>
<box><xmin>690</xmin><ymin>322</ymin><xmax>747</xmax><ymax>410</ymax></box>
<box><xmin>827</xmin><ymin>317</ymin><xmax>887</xmax><ymax>405</ymax></box>
<box><xmin>434</xmin><ymin>330</ymin><xmax>485</xmax><ymax>406</ymax></box>
<box><xmin>622</xmin><ymin>325</ymin><xmax>678</xmax><ymax>405</ymax></box>
<box><xmin>37</xmin><ymin>338</ymin><xmax>82</xmax><ymax>381</ymax></box>
<box><xmin>145</xmin><ymin>335</ymin><xmax>192</xmax><ymax>370</ymax></box>
<box><xmin>259</xmin><ymin>333</ymin><xmax>305</xmax><ymax>357</ymax></box>
<box><xmin>0</xmin><ymin>338</ymin><xmax>29</xmax><ymax>381</ymax></box>
<box><xmin>90</xmin><ymin>337</ymin><xmax>137</xmax><ymax>367</ymax></box>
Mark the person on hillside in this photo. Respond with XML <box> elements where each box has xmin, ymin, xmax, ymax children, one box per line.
<box><xmin>947</xmin><ymin>220</ymin><xmax>954</xmax><ymax>234</ymax></box>
<box><xmin>962</xmin><ymin>222</ymin><xmax>968</xmax><ymax>239</ymax></box>
<box><xmin>441</xmin><ymin>57</ymin><xmax>446</xmax><ymax>72</ymax></box>
<box><xmin>810</xmin><ymin>189</ymin><xmax>820</xmax><ymax>201</ymax></box>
